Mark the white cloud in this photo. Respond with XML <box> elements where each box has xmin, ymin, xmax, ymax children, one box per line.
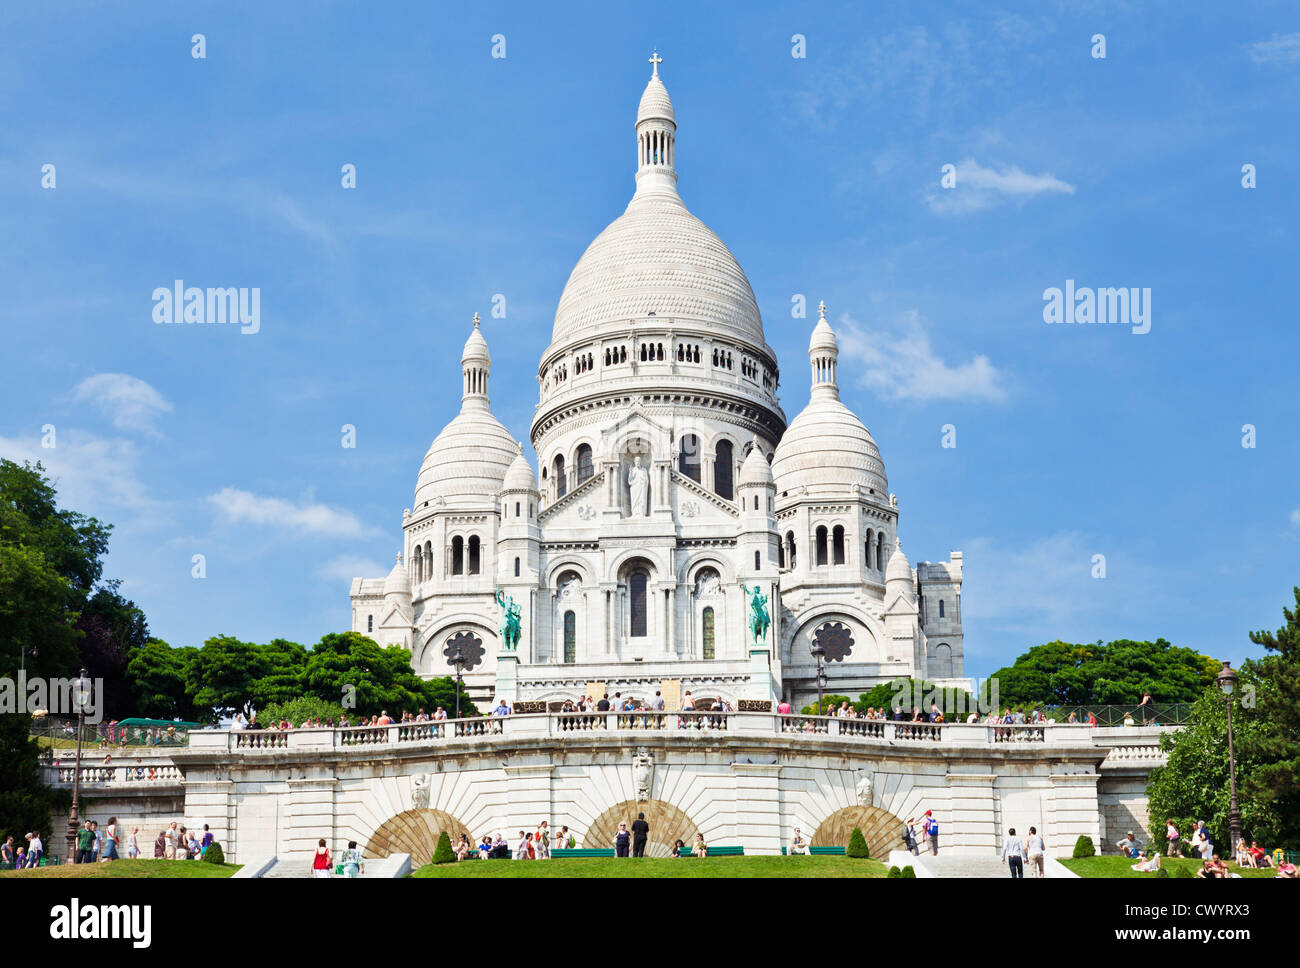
<box><xmin>0</xmin><ymin>429</ymin><xmax>156</xmax><ymax>515</ymax></box>
<box><xmin>926</xmin><ymin>159</ymin><xmax>1075</xmax><ymax>215</ymax></box>
<box><xmin>1247</xmin><ymin>32</ymin><xmax>1300</xmax><ymax>65</ymax></box>
<box><xmin>1290</xmin><ymin>509</ymin><xmax>1300</xmax><ymax>528</ymax></box>
<box><xmin>69</xmin><ymin>373</ymin><xmax>173</xmax><ymax>436</ymax></box>
<box><xmin>318</xmin><ymin>554</ymin><xmax>388</xmax><ymax>583</ymax></box>
<box><xmin>207</xmin><ymin>487</ymin><xmax>373</xmax><ymax>538</ymax></box>
<box><xmin>837</xmin><ymin>310</ymin><xmax>1007</xmax><ymax>402</ymax></box>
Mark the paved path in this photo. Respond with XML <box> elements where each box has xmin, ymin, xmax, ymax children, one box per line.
<box><xmin>888</xmin><ymin>849</ymin><xmax>1078</xmax><ymax>878</ymax></box>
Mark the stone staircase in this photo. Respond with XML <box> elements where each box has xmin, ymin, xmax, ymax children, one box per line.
<box><xmin>888</xmin><ymin>850</ymin><xmax>1078</xmax><ymax>878</ymax></box>
<box><xmin>236</xmin><ymin>853</ymin><xmax>411</xmax><ymax>878</ymax></box>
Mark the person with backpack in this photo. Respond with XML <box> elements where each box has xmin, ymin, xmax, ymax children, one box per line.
<box><xmin>922</xmin><ymin>811</ymin><xmax>940</xmax><ymax>854</ymax></box>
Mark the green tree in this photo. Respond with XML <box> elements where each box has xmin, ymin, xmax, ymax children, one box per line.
<box><xmin>987</xmin><ymin>638</ymin><xmax>1218</xmax><ymax>707</ymax></box>
<box><xmin>257</xmin><ymin>695</ymin><xmax>346</xmax><ymax>727</ymax></box>
<box><xmin>0</xmin><ymin>712</ymin><xmax>68</xmax><ymax>846</ymax></box>
<box><xmin>305</xmin><ymin>631</ymin><xmax>451</xmax><ymax>718</ymax></box>
<box><xmin>1147</xmin><ymin>666</ymin><xmax>1285</xmax><ymax>850</ymax></box>
<box><xmin>846</xmin><ymin>827</ymin><xmax>869</xmax><ymax>858</ymax></box>
<box><xmin>432</xmin><ymin>830</ymin><xmax>456</xmax><ymax>864</ymax></box>
<box><xmin>188</xmin><ymin>635</ymin><xmax>263</xmax><ymax>722</ymax></box>
<box><xmin>854</xmin><ymin>677</ymin><xmax>977</xmax><ymax>717</ymax></box>
<box><xmin>1242</xmin><ymin>587</ymin><xmax>1300</xmax><ymax>843</ymax></box>
<box><xmin>126</xmin><ymin>640</ymin><xmax>200</xmax><ymax>721</ymax></box>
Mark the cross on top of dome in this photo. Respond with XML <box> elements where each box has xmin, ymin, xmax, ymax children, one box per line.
<box><xmin>649</xmin><ymin>49</ymin><xmax>662</xmax><ymax>76</ymax></box>
<box><xmin>818</xmin><ymin>300</ymin><xmax>827</xmax><ymax>320</ymax></box>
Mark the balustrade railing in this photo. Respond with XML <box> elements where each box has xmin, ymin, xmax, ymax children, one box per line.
<box><xmin>47</xmin><ymin>764</ymin><xmax>183</xmax><ymax>786</ymax></box>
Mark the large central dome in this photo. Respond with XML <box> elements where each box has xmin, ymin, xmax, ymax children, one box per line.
<box><xmin>550</xmin><ymin>192</ymin><xmax>766</xmax><ymax>347</ymax></box>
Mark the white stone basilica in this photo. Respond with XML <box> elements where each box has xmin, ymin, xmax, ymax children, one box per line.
<box><xmin>350</xmin><ymin>57</ymin><xmax>966</xmax><ymax>709</ymax></box>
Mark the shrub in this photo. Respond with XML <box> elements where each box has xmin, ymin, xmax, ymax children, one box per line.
<box><xmin>200</xmin><ymin>842</ymin><xmax>225</xmax><ymax>865</ymax></box>
<box><xmin>901</xmin><ymin>865</ymin><xmax>915</xmax><ymax>878</ymax></box>
<box><xmin>1155</xmin><ymin>867</ymin><xmax>1169</xmax><ymax>878</ymax></box>
<box><xmin>1072</xmin><ymin>835</ymin><xmax>1096</xmax><ymax>859</ymax></box>
<box><xmin>846</xmin><ymin>827</ymin><xmax>869</xmax><ymax>858</ymax></box>
<box><xmin>887</xmin><ymin>865</ymin><xmax>901</xmax><ymax>878</ymax></box>
<box><xmin>432</xmin><ymin>831</ymin><xmax>456</xmax><ymax>865</ymax></box>
<box><xmin>1170</xmin><ymin>862</ymin><xmax>1195</xmax><ymax>878</ymax></box>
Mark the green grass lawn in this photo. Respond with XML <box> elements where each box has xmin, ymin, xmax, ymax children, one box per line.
<box><xmin>1061</xmin><ymin>855</ymin><xmax>1276</xmax><ymax>879</ymax></box>
<box><xmin>0</xmin><ymin>860</ymin><xmax>240</xmax><ymax>879</ymax></box>
<box><xmin>411</xmin><ymin>855</ymin><xmax>888</xmax><ymax>878</ymax></box>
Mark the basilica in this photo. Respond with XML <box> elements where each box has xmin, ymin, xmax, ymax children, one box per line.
<box><xmin>350</xmin><ymin>57</ymin><xmax>966</xmax><ymax>710</ymax></box>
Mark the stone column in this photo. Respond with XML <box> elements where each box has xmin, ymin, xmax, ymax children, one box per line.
<box><xmin>945</xmin><ymin>770</ymin><xmax>996</xmax><ymax>853</ymax></box>
<box><xmin>503</xmin><ymin>764</ymin><xmax>554</xmax><ymax>839</ymax></box>
<box><xmin>731</xmin><ymin>763</ymin><xmax>782</xmax><ymax>855</ymax></box>
<box><xmin>1047</xmin><ymin>773</ymin><xmax>1102</xmax><ymax>857</ymax></box>
<box><xmin>495</xmin><ymin>648</ymin><xmax>519</xmax><ymax>704</ymax></box>
<box><xmin>283</xmin><ymin>775</ymin><xmax>338</xmax><ymax>862</ymax></box>
<box><xmin>183</xmin><ymin>778</ymin><xmax>234</xmax><ymax>860</ymax></box>
<box><xmin>667</xmin><ymin>587</ymin><xmax>677</xmax><ymax>657</ymax></box>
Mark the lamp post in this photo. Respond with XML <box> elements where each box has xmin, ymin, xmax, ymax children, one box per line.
<box><xmin>450</xmin><ymin>648</ymin><xmax>465</xmax><ymax>720</ymax></box>
<box><xmin>65</xmin><ymin>668</ymin><xmax>91</xmax><ymax>865</ymax></box>
<box><xmin>1215</xmin><ymin>661</ymin><xmax>1242</xmax><ymax>856</ymax></box>
<box><xmin>810</xmin><ymin>640</ymin><xmax>826</xmax><ymax>716</ymax></box>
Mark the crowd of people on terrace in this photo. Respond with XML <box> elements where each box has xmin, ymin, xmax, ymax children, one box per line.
<box><xmin>1</xmin><ymin>819</ymin><xmax>217</xmax><ymax>870</ymax></box>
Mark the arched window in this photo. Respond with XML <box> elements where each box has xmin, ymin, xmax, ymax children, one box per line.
<box><xmin>714</xmin><ymin>439</ymin><xmax>734</xmax><ymax>499</ymax></box>
<box><xmin>367</xmin><ymin>615</ymin><xmax>373</xmax><ymax>633</ymax></box>
<box><xmin>786</xmin><ymin>531</ymin><xmax>797</xmax><ymax>570</ymax></box>
<box><xmin>865</xmin><ymin>529</ymin><xmax>874</xmax><ymax>570</ymax></box>
<box><xmin>702</xmin><ymin>607</ymin><xmax>715</xmax><ymax>660</ymax></box>
<box><xmin>679</xmin><ymin>434</ymin><xmax>701</xmax><ymax>482</ymax></box>
<box><xmin>754</xmin><ymin>550</ymin><xmax>761</xmax><ymax>570</ymax></box>
<box><xmin>629</xmin><ymin>570</ymin><xmax>648</xmax><ymax>638</ymax></box>
<box><xmin>576</xmin><ymin>444</ymin><xmax>594</xmax><ymax>485</ymax></box>
<box><xmin>467</xmin><ymin>535</ymin><xmax>481</xmax><ymax>575</ymax></box>
<box><xmin>876</xmin><ymin>533</ymin><xmax>885</xmax><ymax>571</ymax></box>
<box><xmin>553</xmin><ymin>454</ymin><xmax>567</xmax><ymax>498</ymax></box>
<box><xmin>564</xmin><ymin>611</ymin><xmax>577</xmax><ymax>664</ymax></box>
<box><xmin>515</xmin><ymin>501</ymin><xmax>521</xmax><ymax>517</ymax></box>
<box><xmin>938</xmin><ymin>599</ymin><xmax>945</xmax><ymax>618</ymax></box>
<box><xmin>514</xmin><ymin>557</ymin><xmax>521</xmax><ymax>577</ymax></box>
<box><xmin>832</xmin><ymin>525</ymin><xmax>846</xmax><ymax>565</ymax></box>
<box><xmin>778</xmin><ymin>540</ymin><xmax>785</xmax><ymax>569</ymax></box>
<box><xmin>816</xmin><ymin>526</ymin><xmax>829</xmax><ymax>566</ymax></box>
<box><xmin>451</xmin><ymin>536</ymin><xmax>464</xmax><ymax>575</ymax></box>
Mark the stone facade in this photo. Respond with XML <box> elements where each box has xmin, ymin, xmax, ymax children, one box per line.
<box><xmin>348</xmin><ymin>58</ymin><xmax>967</xmax><ymax>711</ymax></box>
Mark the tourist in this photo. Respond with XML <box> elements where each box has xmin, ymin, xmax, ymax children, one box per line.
<box><xmin>478</xmin><ymin>834</ymin><xmax>492</xmax><ymax>858</ymax></box>
<box><xmin>187</xmin><ymin>829</ymin><xmax>202</xmax><ymax>859</ymax></box>
<box><xmin>201</xmin><ymin>824</ymin><xmax>214</xmax><ymax>855</ymax></box>
<box><xmin>653</xmin><ymin>691</ymin><xmax>666</xmax><ymax>712</ymax></box>
<box><xmin>632</xmin><ymin>812</ymin><xmax>650</xmax><ymax>857</ymax></box>
<box><xmin>455</xmin><ymin>835</ymin><xmax>471</xmax><ymax>862</ymax></box>
<box><xmin>376</xmin><ymin>710</ymin><xmax>393</xmax><ymax>726</ymax></box>
<box><xmin>1131</xmin><ymin>850</ymin><xmax>1161</xmax><ymax>873</ymax></box>
<box><xmin>902</xmin><ymin>819</ymin><xmax>918</xmax><ymax>855</ymax></box>
<box><xmin>26</xmin><ymin>831</ymin><xmax>43</xmax><ymax>868</ymax></box>
<box><xmin>671</xmin><ymin>839</ymin><xmax>685</xmax><ymax>858</ymax></box>
<box><xmin>1025</xmin><ymin>826</ymin><xmax>1045</xmax><ymax>878</ymax></box>
<box><xmin>525</xmin><ymin>832</ymin><xmax>536</xmax><ymax>859</ymax></box>
<box><xmin>922</xmin><ymin>810</ymin><xmax>939</xmax><ymax>855</ymax></box>
<box><xmin>493</xmin><ymin>699</ymin><xmax>511</xmax><ymax>717</ymax></box>
<box><xmin>1196</xmin><ymin>858</ymin><xmax>1218</xmax><ymax>879</ymax></box>
<box><xmin>1275</xmin><ymin>861</ymin><xmax>1297</xmax><ymax>879</ymax></box>
<box><xmin>614</xmin><ymin>822</ymin><xmax>631</xmax><ymax>857</ymax></box>
<box><xmin>433</xmin><ymin>707</ymin><xmax>447</xmax><ymax>721</ymax></box>
<box><xmin>175</xmin><ymin>826</ymin><xmax>189</xmax><ymax>860</ymax></box>
<box><xmin>1116</xmin><ymin>831</ymin><xmax>1143</xmax><ymax>859</ymax></box>
<box><xmin>515</xmin><ymin>830</ymin><xmax>528</xmax><ymax>859</ymax></box>
<box><xmin>692</xmin><ymin>832</ymin><xmax>708</xmax><ymax>858</ymax></box>
<box><xmin>1066</xmin><ymin>712</ymin><xmax>1078</xmax><ymax>723</ymax></box>
<box><xmin>76</xmin><ymin>820</ymin><xmax>94</xmax><ymax>864</ymax></box>
<box><xmin>16</xmin><ymin>845</ymin><xmax>29</xmax><ymax>870</ymax></box>
<box><xmin>558</xmin><ymin>825</ymin><xmax>573</xmax><ymax>849</ymax></box>
<box><xmin>1001</xmin><ymin>827</ymin><xmax>1024</xmax><ymax>878</ymax></box>
<box><xmin>536</xmin><ymin>820</ymin><xmax>551</xmax><ymax>859</ymax></box>
<box><xmin>1165</xmin><ymin>819</ymin><xmax>1180</xmax><ymax>856</ymax></box>
<box><xmin>1193</xmin><ymin>821</ymin><xmax>1213</xmax><ymax>860</ymax></box>
<box><xmin>778</xmin><ymin>699</ymin><xmax>791</xmax><ymax>715</ymax></box>
<box><xmin>102</xmin><ymin>816</ymin><xmax>120</xmax><ymax>862</ymax></box>
<box><xmin>681</xmin><ymin>691</ymin><xmax>696</xmax><ymax>711</ymax></box>
<box><xmin>1</xmin><ymin>836</ymin><xmax>15</xmax><ymax>870</ymax></box>
<box><xmin>1086</xmin><ymin>711</ymin><xmax>1098</xmax><ymax>726</ymax></box>
<box><xmin>492</xmin><ymin>833</ymin><xmax>508</xmax><ymax>858</ymax></box>
<box><xmin>1210</xmin><ymin>854</ymin><xmax>1238</xmax><ymax>878</ymax></box>
<box><xmin>341</xmin><ymin>840</ymin><xmax>364</xmax><ymax>877</ymax></box>
<box><xmin>154</xmin><ymin>830</ymin><xmax>167</xmax><ymax>858</ymax></box>
<box><xmin>1243</xmin><ymin>840</ymin><xmax>1271</xmax><ymax>868</ymax></box>
<box><xmin>127</xmin><ymin>827</ymin><xmax>140</xmax><ymax>859</ymax></box>
<box><xmin>310</xmin><ymin>838</ymin><xmax>332</xmax><ymax>878</ymax></box>
<box><xmin>790</xmin><ymin>828</ymin><xmax>808</xmax><ymax>855</ymax></box>
<box><xmin>90</xmin><ymin>820</ymin><xmax>102</xmax><ymax>861</ymax></box>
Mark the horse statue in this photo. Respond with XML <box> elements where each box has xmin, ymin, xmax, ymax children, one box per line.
<box><xmin>495</xmin><ymin>587</ymin><xmax>522</xmax><ymax>652</ymax></box>
<box><xmin>746</xmin><ymin>585</ymin><xmax>771</xmax><ymax>648</ymax></box>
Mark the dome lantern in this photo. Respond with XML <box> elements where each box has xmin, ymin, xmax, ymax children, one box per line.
<box><xmin>809</xmin><ymin>300</ymin><xmax>839</xmax><ymax>401</ymax></box>
<box><xmin>635</xmin><ymin>50</ymin><xmax>678</xmax><ymax>198</ymax></box>
<box><xmin>461</xmin><ymin>312</ymin><xmax>491</xmax><ymax>410</ymax></box>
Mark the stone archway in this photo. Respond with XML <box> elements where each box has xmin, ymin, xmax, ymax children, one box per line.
<box><xmin>364</xmin><ymin>808</ymin><xmax>470</xmax><ymax>867</ymax></box>
<box><xmin>585</xmin><ymin>799</ymin><xmax>697</xmax><ymax>857</ymax></box>
<box><xmin>811</xmin><ymin>805</ymin><xmax>906</xmax><ymax>859</ymax></box>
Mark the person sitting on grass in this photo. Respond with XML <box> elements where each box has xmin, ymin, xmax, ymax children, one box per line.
<box><xmin>790</xmin><ymin>828</ymin><xmax>809</xmax><ymax>855</ymax></box>
<box><xmin>1243</xmin><ymin>841</ymin><xmax>1271</xmax><ymax>868</ymax></box>
<box><xmin>1274</xmin><ymin>861</ymin><xmax>1297</xmax><ymax>879</ymax></box>
<box><xmin>1196</xmin><ymin>858</ymin><xmax>1218</xmax><ymax>878</ymax></box>
<box><xmin>670</xmin><ymin>839</ymin><xmax>685</xmax><ymax>858</ymax></box>
<box><xmin>692</xmin><ymin>832</ymin><xmax>708</xmax><ymax>858</ymax></box>
<box><xmin>1131</xmin><ymin>850</ymin><xmax>1161</xmax><ymax>873</ymax></box>
<box><xmin>1210</xmin><ymin>854</ymin><xmax>1238</xmax><ymax>878</ymax></box>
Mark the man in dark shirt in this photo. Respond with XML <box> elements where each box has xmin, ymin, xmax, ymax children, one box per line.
<box><xmin>596</xmin><ymin>695</ymin><xmax>611</xmax><ymax>712</ymax></box>
<box><xmin>631</xmin><ymin>812</ymin><xmax>650</xmax><ymax>857</ymax></box>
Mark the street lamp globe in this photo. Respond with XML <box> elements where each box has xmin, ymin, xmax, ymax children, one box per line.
<box><xmin>1216</xmin><ymin>661</ymin><xmax>1238</xmax><ymax>697</ymax></box>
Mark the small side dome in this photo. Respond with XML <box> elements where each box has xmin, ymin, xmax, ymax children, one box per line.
<box><xmin>885</xmin><ymin>537</ymin><xmax>912</xmax><ymax>586</ymax></box>
<box><xmin>738</xmin><ymin>440</ymin><xmax>773</xmax><ymax>488</ymax></box>
<box><xmin>501</xmin><ymin>443</ymin><xmax>539</xmax><ymax>493</ymax></box>
<box><xmin>383</xmin><ymin>553</ymin><xmax>411</xmax><ymax>599</ymax></box>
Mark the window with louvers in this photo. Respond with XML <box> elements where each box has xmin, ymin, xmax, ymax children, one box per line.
<box><xmin>629</xmin><ymin>571</ymin><xmax>648</xmax><ymax>637</ymax></box>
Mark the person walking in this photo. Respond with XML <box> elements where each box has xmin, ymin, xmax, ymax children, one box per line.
<box><xmin>631</xmin><ymin>812</ymin><xmax>650</xmax><ymax>857</ymax></box>
<box><xmin>310</xmin><ymin>838</ymin><xmax>332</xmax><ymax>878</ymax></box>
<box><xmin>922</xmin><ymin>811</ymin><xmax>940</xmax><ymax>855</ymax></box>
<box><xmin>1165</xmin><ymin>819</ymin><xmax>1180</xmax><ymax>857</ymax></box>
<box><xmin>1025</xmin><ymin>826</ymin><xmax>1045</xmax><ymax>878</ymax></box>
<box><xmin>1</xmin><ymin>836</ymin><xmax>15</xmax><ymax>870</ymax></box>
<box><xmin>1001</xmin><ymin>827</ymin><xmax>1024</xmax><ymax>878</ymax></box>
<box><xmin>76</xmin><ymin>820</ymin><xmax>95</xmax><ymax>864</ymax></box>
<box><xmin>536</xmin><ymin>820</ymin><xmax>550</xmax><ymax>859</ymax></box>
<box><xmin>164</xmin><ymin>821</ymin><xmax>179</xmax><ymax>860</ymax></box>
<box><xmin>102</xmin><ymin>817</ymin><xmax>120</xmax><ymax>862</ymax></box>
<box><xmin>26</xmin><ymin>832</ymin><xmax>43</xmax><ymax>868</ymax></box>
<box><xmin>902</xmin><ymin>818</ymin><xmax>919</xmax><ymax>855</ymax></box>
<box><xmin>127</xmin><ymin>827</ymin><xmax>140</xmax><ymax>859</ymax></box>
<box><xmin>340</xmin><ymin>840</ymin><xmax>364</xmax><ymax>878</ymax></box>
<box><xmin>614</xmin><ymin>822</ymin><xmax>631</xmax><ymax>858</ymax></box>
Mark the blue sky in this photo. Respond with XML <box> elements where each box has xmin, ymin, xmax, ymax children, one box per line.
<box><xmin>1</xmin><ymin>1</ymin><xmax>1297</xmax><ymax>679</ymax></box>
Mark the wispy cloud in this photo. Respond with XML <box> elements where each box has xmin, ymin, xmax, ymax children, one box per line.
<box><xmin>0</xmin><ymin>430</ymin><xmax>156</xmax><ymax>515</ymax></box>
<box><xmin>1290</xmin><ymin>509</ymin><xmax>1300</xmax><ymax>528</ymax></box>
<box><xmin>838</xmin><ymin>310</ymin><xmax>1007</xmax><ymax>402</ymax></box>
<box><xmin>925</xmin><ymin>159</ymin><xmax>1075</xmax><ymax>215</ymax></box>
<box><xmin>1246</xmin><ymin>32</ymin><xmax>1300</xmax><ymax>65</ymax></box>
<box><xmin>68</xmin><ymin>373</ymin><xmax>173</xmax><ymax>436</ymax></box>
<box><xmin>206</xmin><ymin>487</ymin><xmax>374</xmax><ymax>538</ymax></box>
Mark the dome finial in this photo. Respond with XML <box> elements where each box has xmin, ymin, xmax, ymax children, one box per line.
<box><xmin>649</xmin><ymin>48</ymin><xmax>662</xmax><ymax>77</ymax></box>
<box><xmin>472</xmin><ymin>311</ymin><xmax>481</xmax><ymax>330</ymax></box>
<box><xmin>818</xmin><ymin>299</ymin><xmax>827</xmax><ymax>321</ymax></box>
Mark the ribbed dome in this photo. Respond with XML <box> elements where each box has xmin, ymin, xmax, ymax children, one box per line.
<box><xmin>739</xmin><ymin>441</ymin><xmax>773</xmax><ymax>487</ymax></box>
<box><xmin>886</xmin><ymin>538</ymin><xmax>912</xmax><ymax>586</ymax></box>
<box><xmin>551</xmin><ymin>192</ymin><xmax>765</xmax><ymax>346</ymax></box>
<box><xmin>638</xmin><ymin>74</ymin><xmax>674</xmax><ymax>124</ymax></box>
<box><xmin>415</xmin><ymin>409</ymin><xmax>517</xmax><ymax>505</ymax></box>
<box><xmin>462</xmin><ymin>315</ymin><xmax>489</xmax><ymax>363</ymax></box>
<box><xmin>501</xmin><ymin>445</ymin><xmax>538</xmax><ymax>493</ymax></box>
<box><xmin>772</xmin><ymin>397</ymin><xmax>888</xmax><ymax>498</ymax></box>
<box><xmin>383</xmin><ymin>554</ymin><xmax>411</xmax><ymax>598</ymax></box>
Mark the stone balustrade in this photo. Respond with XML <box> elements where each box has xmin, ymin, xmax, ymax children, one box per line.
<box><xmin>44</xmin><ymin>763</ymin><xmax>184</xmax><ymax>788</ymax></box>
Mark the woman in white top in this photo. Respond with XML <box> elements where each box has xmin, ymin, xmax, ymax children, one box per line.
<box><xmin>127</xmin><ymin>828</ymin><xmax>140</xmax><ymax>859</ymax></box>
